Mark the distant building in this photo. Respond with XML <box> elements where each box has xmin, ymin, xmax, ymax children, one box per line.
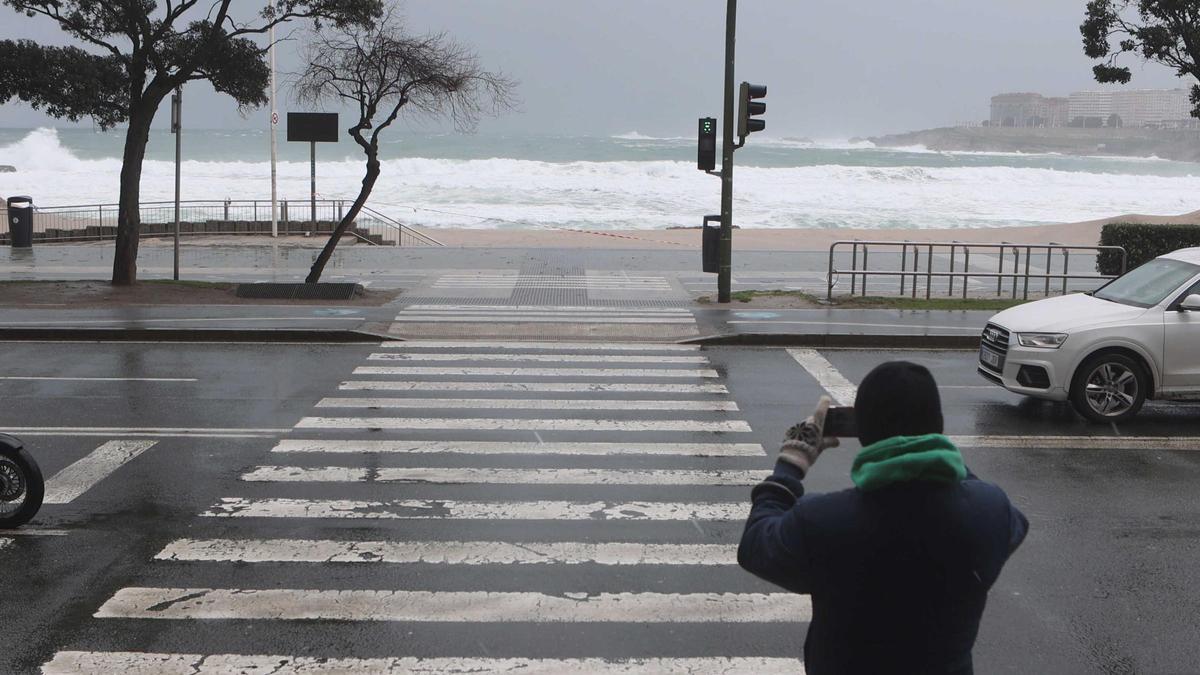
<box><xmin>1044</xmin><ymin>97</ymin><xmax>1070</xmax><ymax>128</ymax></box>
<box><xmin>990</xmin><ymin>93</ymin><xmax>1072</xmax><ymax>128</ymax></box>
<box><xmin>1067</xmin><ymin>89</ymin><xmax>1192</xmax><ymax>127</ymax></box>
<box><xmin>990</xmin><ymin>93</ymin><xmax>1045</xmax><ymax>127</ymax></box>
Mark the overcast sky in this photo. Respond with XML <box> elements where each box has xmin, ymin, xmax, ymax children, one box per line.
<box><xmin>0</xmin><ymin>0</ymin><xmax>1188</xmax><ymax>138</ymax></box>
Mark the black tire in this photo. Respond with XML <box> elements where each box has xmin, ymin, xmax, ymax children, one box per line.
<box><xmin>1069</xmin><ymin>352</ymin><xmax>1149</xmax><ymax>424</ymax></box>
<box><xmin>0</xmin><ymin>447</ymin><xmax>44</xmax><ymax>529</ymax></box>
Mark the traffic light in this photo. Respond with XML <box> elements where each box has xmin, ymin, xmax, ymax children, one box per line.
<box><xmin>737</xmin><ymin>82</ymin><xmax>767</xmax><ymax>138</ymax></box>
<box><xmin>697</xmin><ymin>117</ymin><xmax>716</xmax><ymax>171</ymax></box>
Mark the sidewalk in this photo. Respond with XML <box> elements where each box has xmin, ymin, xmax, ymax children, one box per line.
<box><xmin>0</xmin><ymin>240</ymin><xmax>1001</xmax><ymax>345</ymax></box>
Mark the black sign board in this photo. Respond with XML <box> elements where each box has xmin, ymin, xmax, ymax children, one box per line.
<box><xmin>287</xmin><ymin>112</ymin><xmax>339</xmax><ymax>143</ymax></box>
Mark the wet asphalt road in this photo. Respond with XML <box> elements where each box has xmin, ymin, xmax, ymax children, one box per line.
<box><xmin>1</xmin><ymin>342</ymin><xmax>1198</xmax><ymax>673</ymax></box>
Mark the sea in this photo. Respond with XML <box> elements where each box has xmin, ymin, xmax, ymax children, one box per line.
<box><xmin>2</xmin><ymin>126</ymin><xmax>1199</xmax><ymax>231</ymax></box>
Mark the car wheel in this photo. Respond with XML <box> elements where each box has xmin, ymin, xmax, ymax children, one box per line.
<box><xmin>1069</xmin><ymin>353</ymin><xmax>1148</xmax><ymax>424</ymax></box>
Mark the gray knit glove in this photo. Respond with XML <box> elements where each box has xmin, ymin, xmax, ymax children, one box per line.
<box><xmin>779</xmin><ymin>395</ymin><xmax>840</xmax><ymax>476</ymax></box>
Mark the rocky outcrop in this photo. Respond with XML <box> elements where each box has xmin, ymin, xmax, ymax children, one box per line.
<box><xmin>868</xmin><ymin>126</ymin><xmax>1200</xmax><ymax>161</ymax></box>
<box><xmin>0</xmin><ymin>165</ymin><xmax>15</xmax><ymax>173</ymax></box>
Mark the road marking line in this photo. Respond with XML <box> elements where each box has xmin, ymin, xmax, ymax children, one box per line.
<box><xmin>2</xmin><ymin>427</ymin><xmax>287</xmax><ymax>435</ymax></box>
<box><xmin>95</xmin><ymin>588</ymin><xmax>809</xmax><ymax>622</ymax></box>
<box><xmin>390</xmin><ymin>316</ymin><xmax>695</xmax><ymax>324</ymax></box>
<box><xmin>379</xmin><ymin>341</ymin><xmax>699</xmax><ymax>351</ymax></box>
<box><xmin>42</xmin><ymin>653</ymin><xmax>804</xmax><ymax>674</ymax></box>
<box><xmin>402</xmin><ymin>305</ymin><xmax>687</xmax><ymax>312</ymax></box>
<box><xmin>295</xmin><ymin>417</ymin><xmax>752</xmax><ymax>432</ymax></box>
<box><xmin>398</xmin><ymin>307</ymin><xmax>683</xmax><ymax>312</ymax></box>
<box><xmin>0</xmin><ymin>528</ymin><xmax>70</xmax><ymax>536</ymax></box>
<box><xmin>156</xmin><ymin>538</ymin><xmax>738</xmax><ymax>565</ymax></box>
<box><xmin>0</xmin><ymin>377</ymin><xmax>198</xmax><ymax>382</ymax></box>
<box><xmin>271</xmin><ymin>440</ymin><xmax>764</xmax><ymax>456</ymax></box>
<box><xmin>951</xmin><ymin>435</ymin><xmax>1200</xmax><ymax>450</ymax></box>
<box><xmin>242</xmin><ymin>466</ymin><xmax>763</xmax><ymax>486</ymax></box>
<box><xmin>732</xmin><ymin>320</ymin><xmax>981</xmax><ymax>332</ymax></box>
<box><xmin>354</xmin><ymin>367</ymin><xmax>719</xmax><ymax>378</ymax></box>
<box><xmin>202</xmin><ymin>498</ymin><xmax>747</xmax><ymax>521</ymax></box>
<box><xmin>0</xmin><ymin>317</ymin><xmax>360</xmax><ymax>326</ymax></box>
<box><xmin>339</xmin><ymin>381</ymin><xmax>730</xmax><ymax>394</ymax></box>
<box><xmin>315</xmin><ymin>397</ymin><xmax>738</xmax><ymax>412</ymax></box>
<box><xmin>43</xmin><ymin>441</ymin><xmax>158</xmax><ymax>504</ymax></box>
<box><xmin>366</xmin><ymin>353</ymin><xmax>709</xmax><ymax>364</ymax></box>
<box><xmin>786</xmin><ymin>348</ymin><xmax>859</xmax><ymax>405</ymax></box>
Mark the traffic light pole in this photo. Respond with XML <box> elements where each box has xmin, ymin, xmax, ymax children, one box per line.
<box><xmin>718</xmin><ymin>0</ymin><xmax>737</xmax><ymax>304</ymax></box>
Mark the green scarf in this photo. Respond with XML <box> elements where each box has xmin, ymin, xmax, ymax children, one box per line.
<box><xmin>851</xmin><ymin>433</ymin><xmax>967</xmax><ymax>491</ymax></box>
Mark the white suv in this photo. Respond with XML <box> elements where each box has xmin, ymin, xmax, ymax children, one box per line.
<box><xmin>979</xmin><ymin>247</ymin><xmax>1200</xmax><ymax>422</ymax></box>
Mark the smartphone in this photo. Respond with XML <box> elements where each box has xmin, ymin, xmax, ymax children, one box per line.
<box><xmin>823</xmin><ymin>406</ymin><xmax>858</xmax><ymax>438</ymax></box>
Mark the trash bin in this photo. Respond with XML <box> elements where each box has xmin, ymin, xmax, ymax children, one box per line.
<box><xmin>7</xmin><ymin>195</ymin><xmax>33</xmax><ymax>248</ymax></box>
<box><xmin>702</xmin><ymin>214</ymin><xmax>721</xmax><ymax>274</ymax></box>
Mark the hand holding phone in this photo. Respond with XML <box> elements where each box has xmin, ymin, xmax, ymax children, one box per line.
<box><xmin>822</xmin><ymin>406</ymin><xmax>858</xmax><ymax>439</ymax></box>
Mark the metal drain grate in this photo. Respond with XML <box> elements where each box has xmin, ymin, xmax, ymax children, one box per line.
<box><xmin>235</xmin><ymin>282</ymin><xmax>361</xmax><ymax>300</ymax></box>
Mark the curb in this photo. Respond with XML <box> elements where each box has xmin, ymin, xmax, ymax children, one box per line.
<box><xmin>0</xmin><ymin>328</ymin><xmax>402</xmax><ymax>343</ymax></box>
<box><xmin>682</xmin><ymin>333</ymin><xmax>981</xmax><ymax>349</ymax></box>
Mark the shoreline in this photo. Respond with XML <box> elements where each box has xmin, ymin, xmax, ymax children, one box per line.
<box><xmin>411</xmin><ymin>208</ymin><xmax>1200</xmax><ymax>251</ymax></box>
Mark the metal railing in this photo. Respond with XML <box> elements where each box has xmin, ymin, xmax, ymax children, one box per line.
<box><xmin>827</xmin><ymin>240</ymin><xmax>1128</xmax><ymax>301</ymax></box>
<box><xmin>0</xmin><ymin>199</ymin><xmax>443</xmax><ymax>247</ymax></box>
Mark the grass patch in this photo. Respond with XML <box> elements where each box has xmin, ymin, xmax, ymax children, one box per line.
<box><xmin>140</xmin><ymin>279</ymin><xmax>234</xmax><ymax>289</ymax></box>
<box><xmin>695</xmin><ymin>288</ymin><xmax>1031</xmax><ymax>310</ymax></box>
<box><xmin>837</xmin><ymin>296</ymin><xmax>1030</xmax><ymax>311</ymax></box>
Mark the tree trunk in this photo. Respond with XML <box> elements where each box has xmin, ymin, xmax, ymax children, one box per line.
<box><xmin>112</xmin><ymin>106</ymin><xmax>156</xmax><ymax>285</ymax></box>
<box><xmin>306</xmin><ymin>155</ymin><xmax>381</xmax><ymax>284</ymax></box>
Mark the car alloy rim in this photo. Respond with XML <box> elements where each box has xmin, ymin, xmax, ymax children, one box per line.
<box><xmin>0</xmin><ymin>456</ymin><xmax>26</xmax><ymax>515</ymax></box>
<box><xmin>1084</xmin><ymin>362</ymin><xmax>1138</xmax><ymax>417</ymax></box>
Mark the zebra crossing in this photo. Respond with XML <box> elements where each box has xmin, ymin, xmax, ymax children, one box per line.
<box><xmin>386</xmin><ymin>305</ymin><xmax>701</xmax><ymax>340</ymax></box>
<box><xmin>43</xmin><ymin>341</ymin><xmax>806</xmax><ymax>674</ymax></box>
<box><xmin>428</xmin><ymin>272</ymin><xmax>674</xmax><ymax>293</ymax></box>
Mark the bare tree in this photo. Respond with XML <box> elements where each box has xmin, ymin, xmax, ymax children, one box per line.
<box><xmin>294</xmin><ymin>10</ymin><xmax>516</xmax><ymax>283</ymax></box>
<box><xmin>0</xmin><ymin>1</ymin><xmax>382</xmax><ymax>285</ymax></box>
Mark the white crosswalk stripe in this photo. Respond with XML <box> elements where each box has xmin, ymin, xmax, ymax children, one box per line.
<box><xmin>339</xmin><ymin>381</ymin><xmax>730</xmax><ymax>393</ymax></box>
<box><xmin>366</xmin><ymin>352</ymin><xmax>709</xmax><ymax>363</ymax></box>
<box><xmin>377</xmin><ymin>341</ymin><xmax>700</xmax><ymax>351</ymax></box>
<box><xmin>156</xmin><ymin>538</ymin><xmax>738</xmax><ymax>565</ymax></box>
<box><xmin>270</xmin><ymin>440</ymin><xmax>764</xmax><ymax>456</ymax></box>
<box><xmin>315</xmin><ymin>397</ymin><xmax>739</xmax><ymax>411</ymax></box>
<box><xmin>391</xmin><ymin>315</ymin><xmax>695</xmax><ymax>323</ymax></box>
<box><xmin>50</xmin><ymin>338</ymin><xmax>789</xmax><ymax>671</ymax></box>
<box><xmin>241</xmin><ymin>466</ymin><xmax>763</xmax><ymax>485</ymax></box>
<box><xmin>96</xmin><ymin>588</ymin><xmax>809</xmax><ymax>622</ymax></box>
<box><xmin>354</xmin><ymin>366</ymin><xmax>720</xmax><ymax>377</ymax></box>
<box><xmin>43</xmin><ymin>653</ymin><xmax>804</xmax><ymax>674</ymax></box>
<box><xmin>201</xmin><ymin>497</ymin><xmax>748</xmax><ymax>521</ymax></box>
<box><xmin>294</xmin><ymin>416</ymin><xmax>753</xmax><ymax>432</ymax></box>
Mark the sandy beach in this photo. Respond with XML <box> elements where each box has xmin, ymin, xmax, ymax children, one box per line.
<box><xmin>406</xmin><ymin>208</ymin><xmax>1200</xmax><ymax>251</ymax></box>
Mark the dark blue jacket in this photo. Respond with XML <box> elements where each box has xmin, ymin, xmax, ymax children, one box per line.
<box><xmin>738</xmin><ymin>460</ymin><xmax>1028</xmax><ymax>675</ymax></box>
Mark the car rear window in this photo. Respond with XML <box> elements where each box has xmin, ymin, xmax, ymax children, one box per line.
<box><xmin>1094</xmin><ymin>258</ymin><xmax>1200</xmax><ymax>308</ymax></box>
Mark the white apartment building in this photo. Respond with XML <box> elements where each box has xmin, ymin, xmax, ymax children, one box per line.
<box><xmin>1067</xmin><ymin>89</ymin><xmax>1192</xmax><ymax>126</ymax></box>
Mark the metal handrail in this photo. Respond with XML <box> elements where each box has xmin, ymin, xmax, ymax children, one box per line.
<box><xmin>0</xmin><ymin>198</ymin><xmax>444</xmax><ymax>247</ymax></box>
<box><xmin>827</xmin><ymin>240</ymin><xmax>1128</xmax><ymax>301</ymax></box>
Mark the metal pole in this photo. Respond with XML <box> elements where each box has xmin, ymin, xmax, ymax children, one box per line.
<box><xmin>963</xmin><ymin>248</ymin><xmax>970</xmax><ymax>299</ymax></box>
<box><xmin>850</xmin><ymin>243</ymin><xmax>858</xmax><ymax>296</ymax></box>
<box><xmin>172</xmin><ymin>86</ymin><xmax>182</xmax><ymax>281</ymax></box>
<box><xmin>310</xmin><ymin>141</ymin><xmax>317</xmax><ymax>233</ymax></box>
<box><xmin>717</xmin><ymin>0</ymin><xmax>737</xmax><ymax>303</ymax></box>
<box><xmin>269</xmin><ymin>23</ymin><xmax>278</xmax><ymax>238</ymax></box>
<box><xmin>925</xmin><ymin>244</ymin><xmax>933</xmax><ymax>300</ymax></box>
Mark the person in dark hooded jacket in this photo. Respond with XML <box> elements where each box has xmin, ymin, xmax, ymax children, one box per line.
<box><xmin>738</xmin><ymin>361</ymin><xmax>1028</xmax><ymax>675</ymax></box>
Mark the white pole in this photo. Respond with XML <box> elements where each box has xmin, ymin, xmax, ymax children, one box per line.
<box><xmin>269</xmin><ymin>23</ymin><xmax>278</xmax><ymax>238</ymax></box>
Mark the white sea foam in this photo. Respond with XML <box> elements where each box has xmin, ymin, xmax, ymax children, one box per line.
<box><xmin>3</xmin><ymin>128</ymin><xmax>1198</xmax><ymax>230</ymax></box>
